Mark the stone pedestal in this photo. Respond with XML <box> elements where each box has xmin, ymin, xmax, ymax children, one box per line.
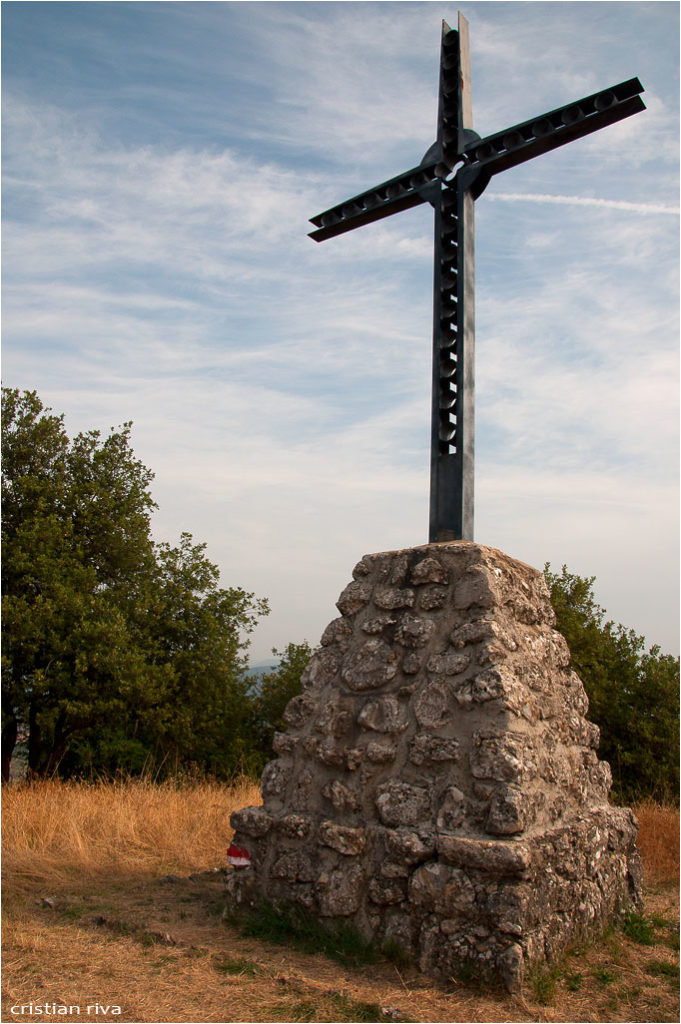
<box><xmin>227</xmin><ymin>542</ymin><xmax>641</xmax><ymax>991</ymax></box>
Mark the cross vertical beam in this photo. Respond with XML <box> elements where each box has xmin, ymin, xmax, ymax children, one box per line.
<box><xmin>430</xmin><ymin>16</ymin><xmax>475</xmax><ymax>542</ymax></box>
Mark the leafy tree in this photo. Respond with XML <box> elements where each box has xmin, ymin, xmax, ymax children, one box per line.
<box><xmin>118</xmin><ymin>533</ymin><xmax>267</xmax><ymax>778</ymax></box>
<box><xmin>248</xmin><ymin>641</ymin><xmax>313</xmax><ymax>773</ymax></box>
<box><xmin>2</xmin><ymin>388</ymin><xmax>268</xmax><ymax>781</ymax></box>
<box><xmin>545</xmin><ymin>564</ymin><xmax>679</xmax><ymax>804</ymax></box>
<box><xmin>2</xmin><ymin>388</ymin><xmax>152</xmax><ymax>778</ymax></box>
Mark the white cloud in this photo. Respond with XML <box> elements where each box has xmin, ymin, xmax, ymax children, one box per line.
<box><xmin>488</xmin><ymin>192</ymin><xmax>679</xmax><ymax>216</ymax></box>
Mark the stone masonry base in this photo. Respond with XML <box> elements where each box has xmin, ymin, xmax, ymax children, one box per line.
<box><xmin>226</xmin><ymin>542</ymin><xmax>642</xmax><ymax>991</ymax></box>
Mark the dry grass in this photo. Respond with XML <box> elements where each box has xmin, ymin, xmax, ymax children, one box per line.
<box><xmin>633</xmin><ymin>799</ymin><xmax>680</xmax><ymax>887</ymax></box>
<box><xmin>2</xmin><ymin>781</ymin><xmax>679</xmax><ymax>1023</ymax></box>
<box><xmin>2</xmin><ymin>775</ymin><xmax>260</xmax><ymax>892</ymax></box>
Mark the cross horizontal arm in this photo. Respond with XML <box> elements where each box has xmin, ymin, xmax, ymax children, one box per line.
<box><xmin>308</xmin><ymin>159</ymin><xmax>442</xmax><ymax>242</ymax></box>
<box><xmin>461</xmin><ymin>78</ymin><xmax>645</xmax><ymax>197</ymax></box>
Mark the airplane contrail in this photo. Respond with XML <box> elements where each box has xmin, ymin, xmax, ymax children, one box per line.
<box><xmin>488</xmin><ymin>192</ymin><xmax>679</xmax><ymax>216</ymax></box>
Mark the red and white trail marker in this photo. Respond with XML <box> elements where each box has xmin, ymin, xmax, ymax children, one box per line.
<box><xmin>227</xmin><ymin>843</ymin><xmax>251</xmax><ymax>868</ymax></box>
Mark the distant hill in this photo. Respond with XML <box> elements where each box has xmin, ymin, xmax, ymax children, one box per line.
<box><xmin>245</xmin><ymin>659</ymin><xmax>279</xmax><ymax>679</ymax></box>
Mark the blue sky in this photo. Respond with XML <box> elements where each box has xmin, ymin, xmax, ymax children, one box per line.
<box><xmin>3</xmin><ymin>1</ymin><xmax>679</xmax><ymax>661</ymax></box>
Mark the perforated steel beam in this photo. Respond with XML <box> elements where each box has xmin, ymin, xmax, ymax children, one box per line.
<box><xmin>429</xmin><ymin>16</ymin><xmax>475</xmax><ymax>542</ymax></box>
<box><xmin>461</xmin><ymin>77</ymin><xmax>645</xmax><ymax>198</ymax></box>
<box><xmin>308</xmin><ymin>160</ymin><xmax>441</xmax><ymax>242</ymax></box>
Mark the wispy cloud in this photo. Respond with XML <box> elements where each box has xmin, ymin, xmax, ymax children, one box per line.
<box><xmin>487</xmin><ymin>191</ymin><xmax>680</xmax><ymax>216</ymax></box>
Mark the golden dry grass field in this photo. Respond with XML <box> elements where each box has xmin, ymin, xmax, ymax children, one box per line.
<box><xmin>2</xmin><ymin>778</ymin><xmax>678</xmax><ymax>1024</ymax></box>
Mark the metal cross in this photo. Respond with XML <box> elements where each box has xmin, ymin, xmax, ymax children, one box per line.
<box><xmin>309</xmin><ymin>13</ymin><xmax>645</xmax><ymax>543</ymax></box>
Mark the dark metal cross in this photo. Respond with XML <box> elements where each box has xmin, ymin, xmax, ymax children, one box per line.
<box><xmin>309</xmin><ymin>13</ymin><xmax>645</xmax><ymax>543</ymax></box>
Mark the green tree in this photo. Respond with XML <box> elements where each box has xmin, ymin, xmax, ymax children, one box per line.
<box><xmin>545</xmin><ymin>564</ymin><xmax>679</xmax><ymax>803</ymax></box>
<box><xmin>2</xmin><ymin>388</ymin><xmax>153</xmax><ymax>778</ymax></box>
<box><xmin>2</xmin><ymin>388</ymin><xmax>268</xmax><ymax>781</ymax></box>
<box><xmin>249</xmin><ymin>641</ymin><xmax>313</xmax><ymax>773</ymax></box>
<box><xmin>64</xmin><ymin>533</ymin><xmax>268</xmax><ymax>779</ymax></box>
<box><xmin>133</xmin><ymin>533</ymin><xmax>267</xmax><ymax>777</ymax></box>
